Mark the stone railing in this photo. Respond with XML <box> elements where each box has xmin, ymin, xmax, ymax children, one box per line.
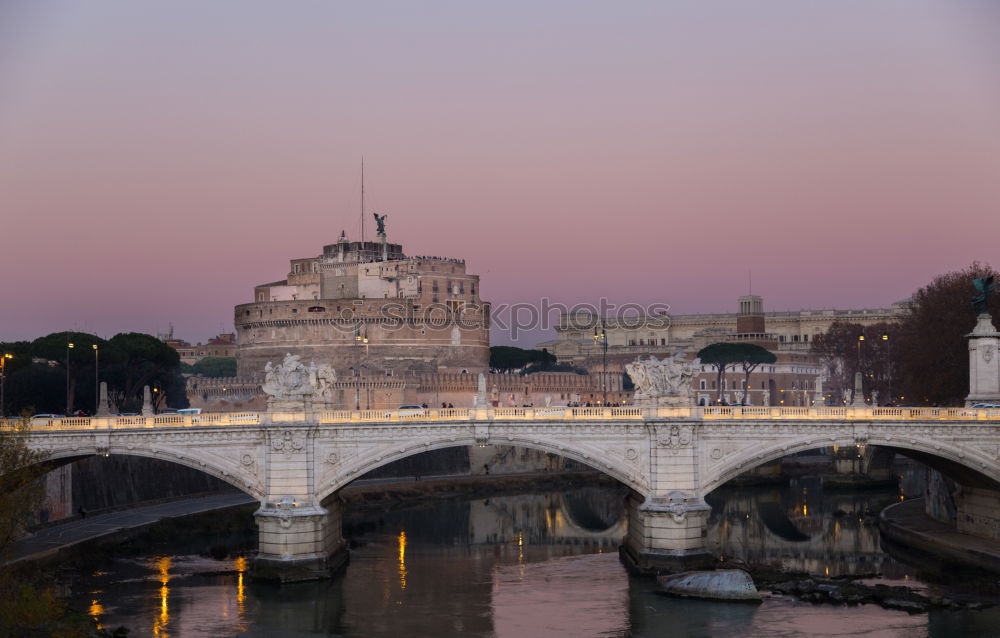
<box><xmin>7</xmin><ymin>405</ymin><xmax>1000</xmax><ymax>431</ymax></box>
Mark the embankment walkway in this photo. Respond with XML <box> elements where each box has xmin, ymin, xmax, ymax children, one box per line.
<box><xmin>880</xmin><ymin>498</ymin><xmax>1000</xmax><ymax>573</ymax></box>
<box><xmin>4</xmin><ymin>470</ymin><xmax>595</xmax><ymax>566</ymax></box>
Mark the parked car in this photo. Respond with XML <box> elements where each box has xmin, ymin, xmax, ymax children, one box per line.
<box><xmin>30</xmin><ymin>413</ymin><xmax>62</xmax><ymax>423</ymax></box>
<box><xmin>971</xmin><ymin>403</ymin><xmax>1000</xmax><ymax>408</ymax></box>
<box><xmin>397</xmin><ymin>405</ymin><xmax>426</xmax><ymax>416</ymax></box>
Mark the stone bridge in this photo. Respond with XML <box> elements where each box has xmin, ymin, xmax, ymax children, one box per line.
<box><xmin>13</xmin><ymin>404</ymin><xmax>1000</xmax><ymax>580</ymax></box>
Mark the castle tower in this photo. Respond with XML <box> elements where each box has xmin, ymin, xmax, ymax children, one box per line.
<box><xmin>736</xmin><ymin>295</ymin><xmax>765</xmax><ymax>335</ymax></box>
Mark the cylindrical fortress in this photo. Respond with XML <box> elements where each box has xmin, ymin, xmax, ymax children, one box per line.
<box><xmin>234</xmin><ymin>298</ymin><xmax>490</xmax><ymax>376</ymax></box>
<box><xmin>234</xmin><ymin>233</ymin><xmax>492</xmax><ymax>378</ymax></box>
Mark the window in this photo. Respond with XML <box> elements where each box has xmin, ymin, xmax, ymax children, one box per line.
<box><xmin>700</xmin><ymin>380</ymin><xmax>706</xmax><ymax>390</ymax></box>
<box><xmin>661</xmin><ymin>338</ymin><xmax>666</xmax><ymax>345</ymax></box>
<box><xmin>294</xmin><ymin>264</ymin><xmax>301</xmax><ymax>274</ymax></box>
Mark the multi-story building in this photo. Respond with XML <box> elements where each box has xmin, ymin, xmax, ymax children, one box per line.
<box><xmin>539</xmin><ymin>295</ymin><xmax>906</xmax><ymax>406</ymax></box>
<box><xmin>235</xmin><ymin>230</ymin><xmax>491</xmax><ymax>377</ymax></box>
<box><xmin>162</xmin><ymin>333</ymin><xmax>238</xmax><ymax>365</ymax></box>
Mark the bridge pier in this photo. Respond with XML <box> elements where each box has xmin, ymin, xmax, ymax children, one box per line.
<box><xmin>621</xmin><ymin>492</ymin><xmax>714</xmax><ymax>574</ymax></box>
<box><xmin>253</xmin><ymin>497</ymin><xmax>348</xmax><ymax>582</ymax></box>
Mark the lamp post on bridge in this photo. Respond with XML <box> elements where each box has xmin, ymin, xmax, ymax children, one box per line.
<box><xmin>881</xmin><ymin>333</ymin><xmax>891</xmax><ymax>406</ymax></box>
<box><xmin>0</xmin><ymin>353</ymin><xmax>13</xmax><ymax>418</ymax></box>
<box><xmin>353</xmin><ymin>324</ymin><xmax>370</xmax><ymax>410</ymax></box>
<box><xmin>593</xmin><ymin>321</ymin><xmax>608</xmax><ymax>406</ymax></box>
<box><xmin>66</xmin><ymin>341</ymin><xmax>75</xmax><ymax>415</ymax></box>
<box><xmin>93</xmin><ymin>344</ymin><xmax>99</xmax><ymax>414</ymax></box>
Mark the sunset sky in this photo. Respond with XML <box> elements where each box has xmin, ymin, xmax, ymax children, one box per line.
<box><xmin>2</xmin><ymin>1</ymin><xmax>998</xmax><ymax>346</ymax></box>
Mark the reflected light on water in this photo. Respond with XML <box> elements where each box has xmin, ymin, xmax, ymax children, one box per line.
<box><xmin>235</xmin><ymin>556</ymin><xmax>247</xmax><ymax>615</ymax></box>
<box><xmin>88</xmin><ymin>597</ymin><xmax>104</xmax><ymax>631</ymax></box>
<box><xmin>397</xmin><ymin>530</ymin><xmax>407</xmax><ymax>591</ymax></box>
<box><xmin>152</xmin><ymin>556</ymin><xmax>171</xmax><ymax>637</ymax></box>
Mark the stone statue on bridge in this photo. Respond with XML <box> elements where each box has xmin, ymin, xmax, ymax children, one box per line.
<box><xmin>263</xmin><ymin>354</ymin><xmax>339</xmax><ymax>410</ymax></box>
<box><xmin>626</xmin><ymin>353</ymin><xmax>699</xmax><ymax>407</ymax></box>
<box><xmin>309</xmin><ymin>362</ymin><xmax>338</xmax><ymax>403</ymax></box>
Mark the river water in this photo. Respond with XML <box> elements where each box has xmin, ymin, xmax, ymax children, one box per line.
<box><xmin>73</xmin><ymin>475</ymin><xmax>1000</xmax><ymax>638</ymax></box>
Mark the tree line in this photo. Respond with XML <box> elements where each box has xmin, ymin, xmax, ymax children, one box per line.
<box><xmin>0</xmin><ymin>331</ymin><xmax>189</xmax><ymax>416</ymax></box>
<box><xmin>813</xmin><ymin>263</ymin><xmax>999</xmax><ymax>406</ymax></box>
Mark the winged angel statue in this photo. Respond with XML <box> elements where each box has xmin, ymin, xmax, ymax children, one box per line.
<box><xmin>972</xmin><ymin>276</ymin><xmax>995</xmax><ymax>315</ymax></box>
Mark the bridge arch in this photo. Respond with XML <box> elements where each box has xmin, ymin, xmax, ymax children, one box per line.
<box><xmin>315</xmin><ymin>436</ymin><xmax>648</xmax><ymax>503</ymax></box>
<box><xmin>701</xmin><ymin>433</ymin><xmax>1000</xmax><ymax>496</ymax></box>
<box><xmin>36</xmin><ymin>446</ymin><xmax>264</xmax><ymax>501</ymax></box>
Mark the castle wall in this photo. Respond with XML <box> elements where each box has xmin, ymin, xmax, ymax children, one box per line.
<box><xmin>235</xmin><ymin>299</ymin><xmax>490</xmax><ymax>377</ymax></box>
<box><xmin>187</xmin><ymin>371</ymin><xmax>616</xmax><ymax>411</ymax></box>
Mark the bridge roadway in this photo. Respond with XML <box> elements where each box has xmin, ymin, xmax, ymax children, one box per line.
<box><xmin>14</xmin><ymin>405</ymin><xmax>1000</xmax><ymax>581</ymax></box>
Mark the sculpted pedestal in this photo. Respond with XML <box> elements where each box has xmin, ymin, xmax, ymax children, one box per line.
<box><xmin>966</xmin><ymin>313</ymin><xmax>1000</xmax><ymax>406</ymax></box>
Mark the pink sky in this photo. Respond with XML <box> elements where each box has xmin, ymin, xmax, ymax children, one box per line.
<box><xmin>1</xmin><ymin>1</ymin><xmax>998</xmax><ymax>346</ymax></box>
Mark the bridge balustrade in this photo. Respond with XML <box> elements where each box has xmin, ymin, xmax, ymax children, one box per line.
<box><xmin>7</xmin><ymin>405</ymin><xmax>1000</xmax><ymax>433</ymax></box>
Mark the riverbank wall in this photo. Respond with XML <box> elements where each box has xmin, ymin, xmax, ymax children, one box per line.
<box><xmin>879</xmin><ymin>498</ymin><xmax>1000</xmax><ymax>574</ymax></box>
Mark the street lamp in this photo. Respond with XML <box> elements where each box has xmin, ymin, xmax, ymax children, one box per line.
<box><xmin>593</xmin><ymin>322</ymin><xmax>608</xmax><ymax>406</ymax></box>
<box><xmin>882</xmin><ymin>333</ymin><xmax>891</xmax><ymax>405</ymax></box>
<box><xmin>0</xmin><ymin>353</ymin><xmax>13</xmax><ymax>418</ymax></box>
<box><xmin>66</xmin><ymin>342</ymin><xmax>75</xmax><ymax>415</ymax></box>
<box><xmin>855</xmin><ymin>335</ymin><xmax>865</xmax><ymax>405</ymax></box>
<box><xmin>93</xmin><ymin>344</ymin><xmax>99</xmax><ymax>414</ymax></box>
<box><xmin>354</xmin><ymin>326</ymin><xmax>363</xmax><ymax>410</ymax></box>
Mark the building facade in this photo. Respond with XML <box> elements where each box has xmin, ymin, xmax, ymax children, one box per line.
<box><xmin>163</xmin><ymin>333</ymin><xmax>238</xmax><ymax>366</ymax></box>
<box><xmin>235</xmin><ymin>231</ymin><xmax>491</xmax><ymax>377</ymax></box>
<box><xmin>539</xmin><ymin>295</ymin><xmax>906</xmax><ymax>406</ymax></box>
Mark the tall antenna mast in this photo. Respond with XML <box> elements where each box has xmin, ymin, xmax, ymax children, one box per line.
<box><xmin>360</xmin><ymin>157</ymin><xmax>366</xmax><ymax>243</ymax></box>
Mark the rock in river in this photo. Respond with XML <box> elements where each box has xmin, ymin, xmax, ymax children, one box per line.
<box><xmin>657</xmin><ymin>569</ymin><xmax>762</xmax><ymax>602</ymax></box>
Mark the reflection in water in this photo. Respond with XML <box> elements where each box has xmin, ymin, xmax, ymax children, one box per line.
<box><xmin>75</xmin><ymin>480</ymin><xmax>1000</xmax><ymax>637</ymax></box>
<box><xmin>88</xmin><ymin>596</ymin><xmax>104</xmax><ymax>631</ymax></box>
<box><xmin>707</xmin><ymin>478</ymin><xmax>906</xmax><ymax>578</ymax></box>
<box><xmin>397</xmin><ymin>530</ymin><xmax>407</xmax><ymax>591</ymax></box>
<box><xmin>234</xmin><ymin>556</ymin><xmax>247</xmax><ymax>617</ymax></box>
<box><xmin>153</xmin><ymin>556</ymin><xmax>171</xmax><ymax>637</ymax></box>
